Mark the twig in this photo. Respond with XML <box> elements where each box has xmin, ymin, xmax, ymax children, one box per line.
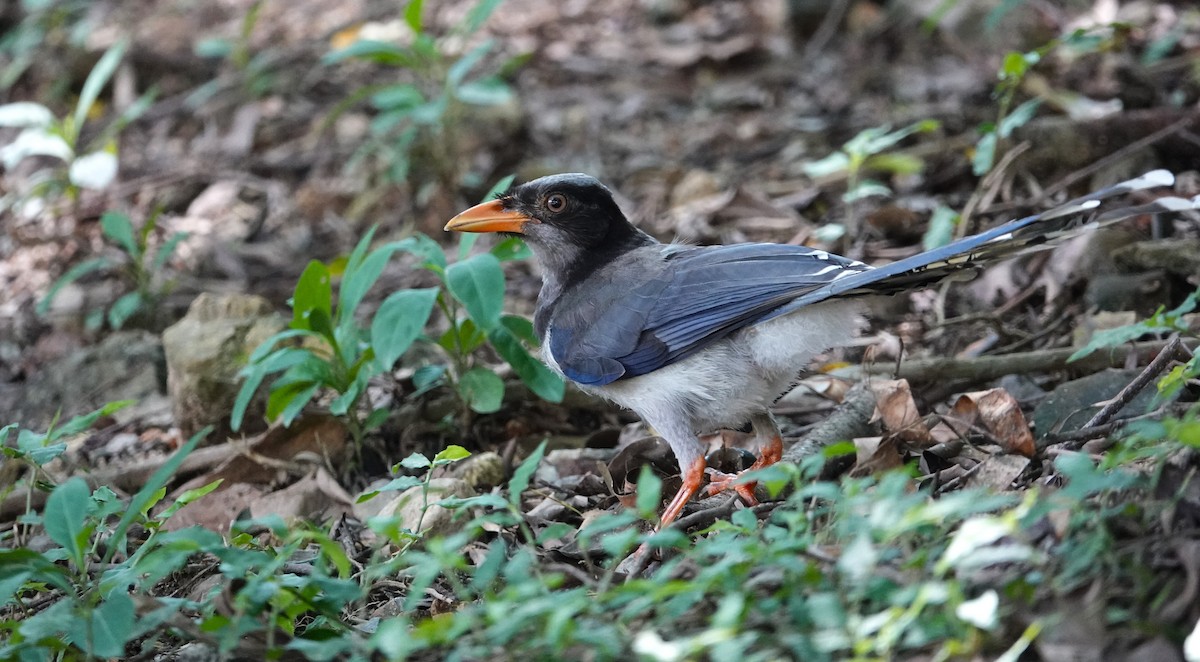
<box><xmin>838</xmin><ymin>338</ymin><xmax>1195</xmax><ymax>385</ymax></box>
<box><xmin>1081</xmin><ymin>337</ymin><xmax>1186</xmax><ymax>430</ymax></box>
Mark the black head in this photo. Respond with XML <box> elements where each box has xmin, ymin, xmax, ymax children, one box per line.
<box><xmin>445</xmin><ymin>173</ymin><xmax>656</xmax><ymax>284</ymax></box>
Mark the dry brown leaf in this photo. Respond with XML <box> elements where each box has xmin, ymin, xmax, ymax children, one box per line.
<box><xmin>950</xmin><ymin>388</ymin><xmax>1036</xmax><ymax>457</ymax></box>
<box><xmin>850</xmin><ymin>436</ymin><xmax>904</xmax><ymax>476</ymax></box>
<box><xmin>869</xmin><ymin>378</ymin><xmax>934</xmax><ymax>446</ymax></box>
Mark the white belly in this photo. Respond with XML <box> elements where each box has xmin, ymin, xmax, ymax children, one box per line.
<box><xmin>543</xmin><ymin>300</ymin><xmax>864</xmax><ymax>433</ymax></box>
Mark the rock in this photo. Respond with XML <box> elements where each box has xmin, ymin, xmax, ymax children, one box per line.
<box><xmin>444</xmin><ymin>451</ymin><xmax>505</xmax><ymax>490</ymax></box>
<box><xmin>8</xmin><ymin>330</ymin><xmax>164</xmax><ymax>430</ymax></box>
<box><xmin>162</xmin><ymin>293</ymin><xmax>286</xmax><ymax>440</ymax></box>
<box><xmin>378</xmin><ymin>478</ymin><xmax>474</xmax><ymax>538</ymax></box>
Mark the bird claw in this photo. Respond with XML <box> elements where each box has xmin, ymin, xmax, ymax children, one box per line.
<box><xmin>705</xmin><ymin>469</ymin><xmax>760</xmax><ymax>506</ymax></box>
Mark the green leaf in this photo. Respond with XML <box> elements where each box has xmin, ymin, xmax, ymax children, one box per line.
<box><xmin>446</xmin><ymin>253</ymin><xmax>505</xmax><ymax>329</ymax></box>
<box><xmin>922</xmin><ymin>205</ymin><xmax>959</xmax><ymax>251</ymax></box>
<box><xmin>371</xmin><ymin>287</ymin><xmax>439</xmax><ymax>369</ymax></box>
<box><xmin>292</xmin><ymin>260</ymin><xmax>332</xmax><ymax>331</ymax></box>
<box><xmin>271</xmin><ymin>381</ymin><xmax>321</xmax><ymax>426</ymax></box>
<box><xmin>37</xmin><ymin>257</ymin><xmax>112</xmax><ymax>314</ymax></box>
<box><xmin>802</xmin><ymin>151</ymin><xmax>851</xmax><ymax>178</ymax></box>
<box><xmin>371</xmin><ymin>84</ymin><xmax>426</xmax><ymax>111</ymax></box>
<box><xmin>43</xmin><ymin>477</ymin><xmax>92</xmax><ymax>568</ymax></box>
<box><xmin>359</xmin><ymin>476</ymin><xmax>423</xmax><ymax>502</ymax></box>
<box><xmin>73</xmin><ymin>40</ymin><xmax>127</xmax><ymax>145</ymax></box>
<box><xmin>323</xmin><ymin>40</ymin><xmax>413</xmax><ymax>66</ymax></box>
<box><xmin>100</xmin><ymin>211</ymin><xmax>139</xmax><ymax>259</ymax></box>
<box><xmin>487</xmin><ymin>326</ymin><xmax>564</xmax><ymax>403</ymax></box>
<box><xmin>500</xmin><ymin>315</ymin><xmax>537</xmax><ymax>345</ymax></box>
<box><xmin>842</xmin><ymin>180</ymin><xmax>891</xmax><ymax>203</ymax></box>
<box><xmin>455</xmin><ymin>77</ymin><xmax>512</xmax><ymax>106</ymax></box>
<box><xmin>400</xmin><ymin>452</ymin><xmax>431</xmax><ymax>470</ymax></box>
<box><xmin>998</xmin><ymin>99</ymin><xmax>1042</xmax><ymax>138</ymax></box>
<box><xmin>85</xmin><ymin>591</ymin><xmax>135</xmax><ymax>658</ymax></box>
<box><xmin>635</xmin><ymin>464</ymin><xmax>663</xmax><ymax>519</ymax></box>
<box><xmin>433</xmin><ymin>444</ymin><xmax>471</xmax><ymax>464</ymax></box>
<box><xmin>232</xmin><ymin>347</ymin><xmax>314</xmax><ymax>431</ymax></box>
<box><xmin>973</xmin><ymin>131</ymin><xmax>997</xmax><ymax>176</ymax></box>
<box><xmin>462</xmin><ymin>0</ymin><xmax>503</xmax><ymax>34</ymax></box>
<box><xmin>103</xmin><ymin>428</ymin><xmax>207</xmax><ymax>566</ymax></box>
<box><xmin>404</xmin><ymin>0</ymin><xmax>425</xmax><ymax>32</ymax></box>
<box><xmin>490</xmin><ymin>236</ymin><xmax>532</xmax><ymax>262</ymax></box>
<box><xmin>508</xmin><ymin>440</ymin><xmax>546</xmax><ymax>507</ymax></box>
<box><xmin>458</xmin><ymin>367</ymin><xmax>505</xmax><ymax>413</ymax></box>
<box><xmin>439</xmin><ymin>318</ymin><xmax>486</xmax><ymax>356</ymax></box>
<box><xmin>151</xmin><ymin>231</ymin><xmax>188</xmax><ymax>272</ymax></box>
<box><xmin>107</xmin><ymin>291</ymin><xmax>143</xmax><ymax>329</ymax></box>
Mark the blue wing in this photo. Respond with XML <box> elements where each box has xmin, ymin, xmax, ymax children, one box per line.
<box><xmin>547</xmin><ymin>243</ymin><xmax>870</xmax><ymax>385</ymax></box>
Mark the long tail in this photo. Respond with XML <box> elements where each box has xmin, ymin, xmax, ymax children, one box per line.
<box><xmin>781</xmin><ymin>170</ymin><xmax>1200</xmax><ymax>310</ymax></box>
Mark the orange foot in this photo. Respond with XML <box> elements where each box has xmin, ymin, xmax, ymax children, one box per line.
<box><xmin>704</xmin><ymin>418</ymin><xmax>784</xmax><ymax>506</ymax></box>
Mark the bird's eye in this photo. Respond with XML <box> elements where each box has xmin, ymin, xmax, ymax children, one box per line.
<box><xmin>545</xmin><ymin>193</ymin><xmax>567</xmax><ymax>213</ymax></box>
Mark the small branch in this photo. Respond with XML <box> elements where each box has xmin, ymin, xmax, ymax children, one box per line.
<box><xmin>841</xmin><ymin>338</ymin><xmax>1195</xmax><ymax>385</ymax></box>
<box><xmin>1080</xmin><ymin>337</ymin><xmax>1186</xmax><ymax>430</ymax></box>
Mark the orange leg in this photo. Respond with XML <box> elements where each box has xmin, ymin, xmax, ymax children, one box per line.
<box><xmin>704</xmin><ymin>415</ymin><xmax>784</xmax><ymax>506</ymax></box>
<box><xmin>658</xmin><ymin>455</ymin><xmax>707</xmax><ymax>529</ymax></box>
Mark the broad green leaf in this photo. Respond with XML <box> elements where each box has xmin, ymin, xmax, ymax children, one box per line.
<box><xmin>500</xmin><ymin>315</ymin><xmax>537</xmax><ymax>345</ymax></box>
<box><xmin>84</xmin><ymin>591</ymin><xmax>135</xmax><ymax>658</ymax></box>
<box><xmin>446</xmin><ymin>253</ymin><xmax>504</xmax><ymax>329</ymax></box>
<box><xmin>865</xmin><ymin>151</ymin><xmax>925</xmax><ymax>176</ymax></box>
<box><xmin>291</xmin><ymin>260</ymin><xmax>332</xmax><ymax>331</ymax></box>
<box><xmin>458</xmin><ymin>367</ymin><xmax>504</xmax><ymax>413</ymax></box>
<box><xmin>107</xmin><ymin>291</ymin><xmax>143</xmax><ymax>329</ymax></box>
<box><xmin>400</xmin><ymin>452</ymin><xmax>431</xmax><ymax>470</ymax></box>
<box><xmin>404</xmin><ymin>0</ymin><xmax>425</xmax><ymax>32</ymax></box>
<box><xmin>371</xmin><ymin>287</ymin><xmax>439</xmax><ymax>368</ymax></box>
<box><xmin>43</xmin><ymin>477</ymin><xmax>92</xmax><ymax>568</ymax></box>
<box><xmin>487</xmin><ymin>326</ymin><xmax>564</xmax><ymax>403</ymax></box>
<box><xmin>359</xmin><ymin>476</ymin><xmax>423</xmax><ymax>502</ymax></box>
<box><xmin>101</xmin><ymin>211</ymin><xmax>139</xmax><ymax>260</ymax></box>
<box><xmin>433</xmin><ymin>444</ymin><xmax>471</xmax><ymax>464</ymax></box>
<box><xmin>37</xmin><ymin>257</ymin><xmax>111</xmax><ymax>314</ymax></box>
<box><xmin>73</xmin><ymin>40</ymin><xmax>127</xmax><ymax>144</ymax></box>
<box><xmin>922</xmin><ymin>205</ymin><xmax>959</xmax><ymax>251</ymax></box>
<box><xmin>342</xmin><ymin>226</ymin><xmax>378</xmax><ymax>281</ymax></box>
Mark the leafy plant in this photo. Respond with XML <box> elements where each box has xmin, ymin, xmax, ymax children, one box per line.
<box><xmin>190</xmin><ymin>0</ymin><xmax>277</xmax><ymax>103</ymax></box>
<box><xmin>0</xmin><ymin>0</ymin><xmax>94</xmax><ymax>91</ymax></box>
<box><xmin>0</xmin><ymin>422</ymin><xmax>210</xmax><ymax>659</ymax></box>
<box><xmin>232</xmin><ymin>183</ymin><xmax>563</xmax><ymax>446</ymax></box>
<box><xmin>36</xmin><ymin>210</ymin><xmax>189</xmax><ymax>331</ymax></box>
<box><xmin>323</xmin><ymin>0</ymin><xmax>521</xmax><ymax>202</ymax></box>
<box><xmin>0</xmin><ymin>40</ymin><xmax>154</xmax><ymax>217</ymax></box>
<box><xmin>803</xmin><ymin>119</ymin><xmax>940</xmax><ymax>241</ymax></box>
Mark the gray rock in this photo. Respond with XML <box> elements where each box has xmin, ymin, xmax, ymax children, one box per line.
<box><xmin>162</xmin><ymin>293</ymin><xmax>286</xmax><ymax>440</ymax></box>
<box><xmin>378</xmin><ymin>478</ymin><xmax>474</xmax><ymax>538</ymax></box>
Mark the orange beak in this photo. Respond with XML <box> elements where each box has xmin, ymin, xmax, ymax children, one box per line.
<box><xmin>444</xmin><ymin>199</ymin><xmax>535</xmax><ymax>234</ymax></box>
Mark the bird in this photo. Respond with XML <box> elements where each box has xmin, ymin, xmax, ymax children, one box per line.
<box><xmin>445</xmin><ymin>171</ymin><xmax>1198</xmax><ymax>530</ymax></box>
